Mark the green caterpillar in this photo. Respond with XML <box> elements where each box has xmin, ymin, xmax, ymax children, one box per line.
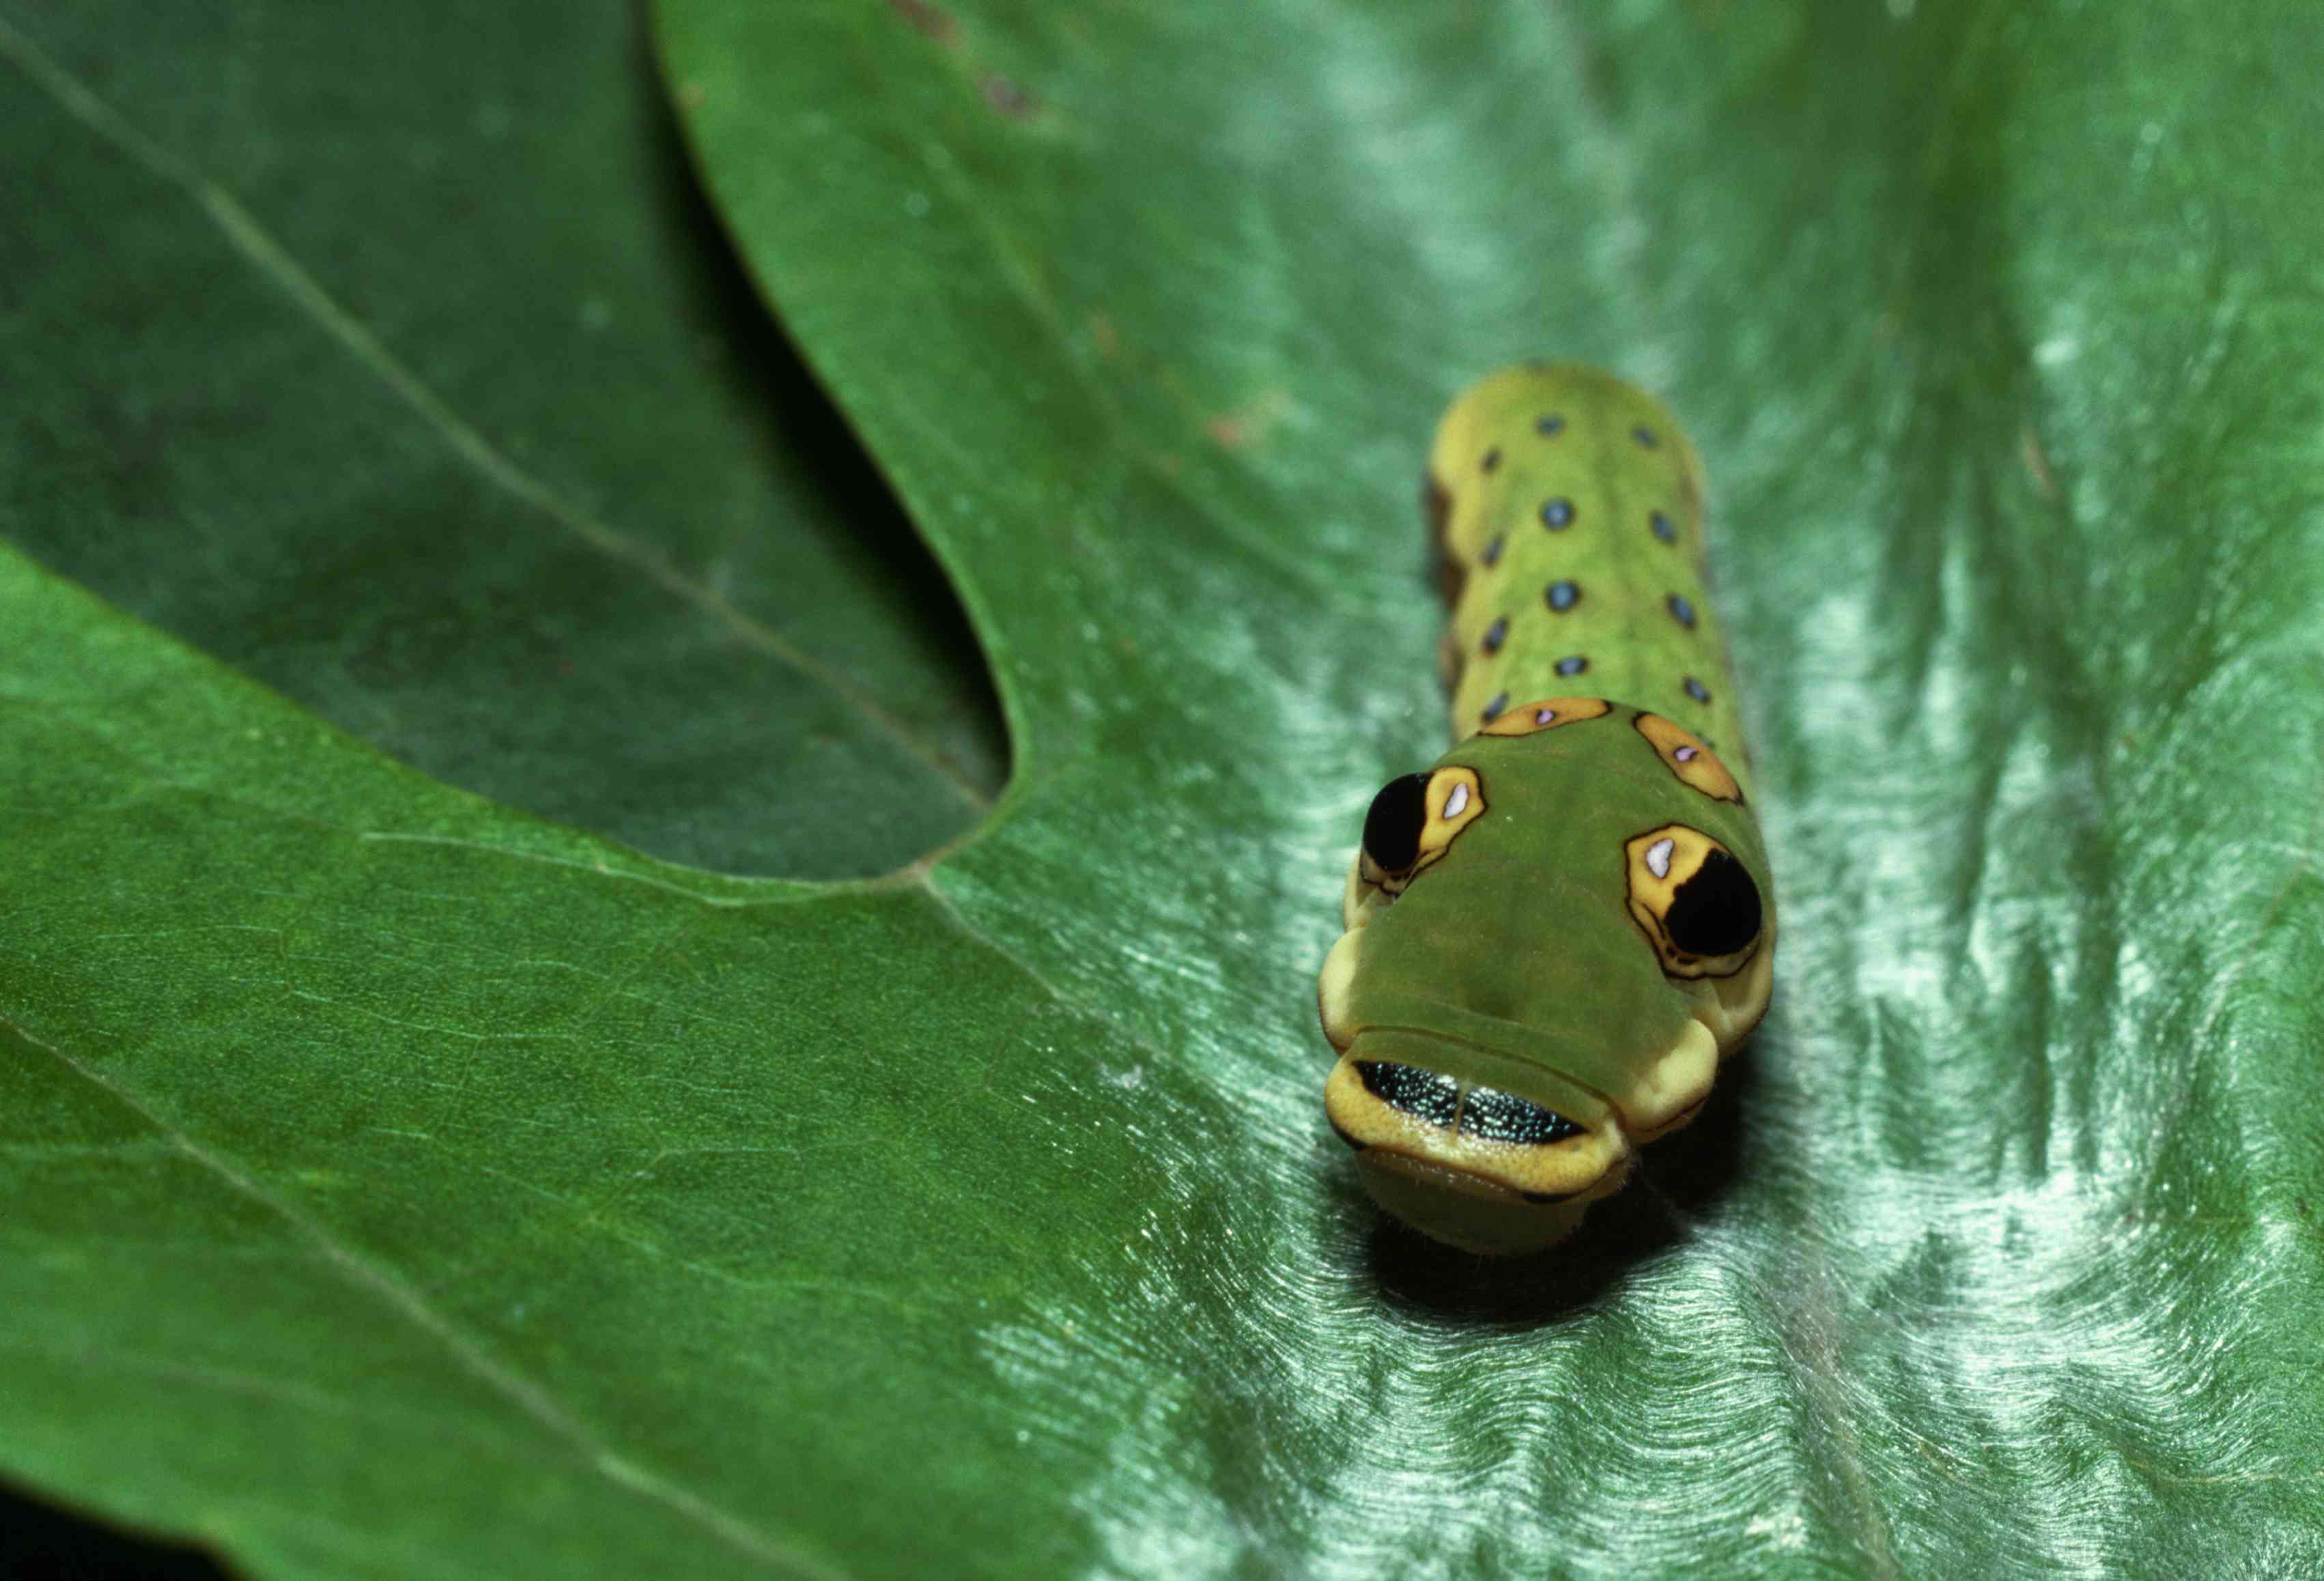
<box><xmin>1317</xmin><ymin>364</ymin><xmax>1776</xmax><ymax>1255</ymax></box>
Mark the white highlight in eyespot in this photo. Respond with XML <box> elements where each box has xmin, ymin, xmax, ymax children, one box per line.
<box><xmin>1535</xmin><ymin>708</ymin><xmax>1556</xmax><ymax>725</ymax></box>
<box><xmin>1674</xmin><ymin>745</ymin><xmax>1697</xmax><ymax>762</ymax></box>
<box><xmin>1443</xmin><ymin>782</ymin><xmax>1471</xmax><ymax>819</ymax></box>
<box><xmin>1646</xmin><ymin>838</ymin><xmax>1675</xmax><ymax>879</ymax></box>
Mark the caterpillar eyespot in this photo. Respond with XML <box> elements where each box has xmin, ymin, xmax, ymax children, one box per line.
<box><xmin>1317</xmin><ymin>363</ymin><xmax>1778</xmax><ymax>1257</ymax></box>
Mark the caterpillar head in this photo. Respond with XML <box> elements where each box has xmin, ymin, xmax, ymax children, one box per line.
<box><xmin>1316</xmin><ymin>700</ymin><xmax>1775</xmax><ymax>1255</ymax></box>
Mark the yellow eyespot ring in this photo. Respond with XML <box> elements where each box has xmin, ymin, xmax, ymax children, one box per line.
<box><xmin>1624</xmin><ymin>823</ymin><xmax>1762</xmax><ymax>979</ymax></box>
<box><xmin>1362</xmin><ymin>766</ymin><xmax>1487</xmax><ymax>898</ymax></box>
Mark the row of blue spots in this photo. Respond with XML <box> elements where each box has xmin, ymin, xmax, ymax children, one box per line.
<box><xmin>1472</xmin><ymin>412</ymin><xmax>1673</xmax><ymax>541</ymax></box>
<box><xmin>1473</xmin><ymin>582</ymin><xmax>1696</xmax><ymax>653</ymax></box>
<box><xmin>1468</xmin><ymin>414</ymin><xmax>1692</xmax><ymax>728</ymax></box>
<box><xmin>1477</xmin><ymin>514</ymin><xmax>1678</xmax><ymax>565</ymax></box>
<box><xmin>1527</xmin><ymin>413</ymin><xmax>1654</xmax><ymax>447</ymax></box>
<box><xmin>1535</xmin><ymin>499</ymin><xmax>1682</xmax><ymax>543</ymax></box>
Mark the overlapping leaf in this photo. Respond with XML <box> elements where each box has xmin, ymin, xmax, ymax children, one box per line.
<box><xmin>0</xmin><ymin>3</ymin><xmax>1002</xmax><ymax>881</ymax></box>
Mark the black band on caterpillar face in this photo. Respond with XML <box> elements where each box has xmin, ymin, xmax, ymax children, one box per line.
<box><xmin>1346</xmin><ymin>1065</ymin><xmax>1588</xmax><ymax>1148</ymax></box>
<box><xmin>1357</xmin><ymin>1060</ymin><xmax>1461</xmax><ymax>1126</ymax></box>
<box><xmin>1458</xmin><ymin>1086</ymin><xmax>1585</xmax><ymax>1145</ymax></box>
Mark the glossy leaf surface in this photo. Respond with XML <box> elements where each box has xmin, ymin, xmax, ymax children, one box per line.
<box><xmin>6</xmin><ymin>1</ymin><xmax>2324</xmax><ymax>1576</ymax></box>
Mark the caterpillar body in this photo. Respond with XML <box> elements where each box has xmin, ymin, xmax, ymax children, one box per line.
<box><xmin>1317</xmin><ymin>364</ymin><xmax>1776</xmax><ymax>1255</ymax></box>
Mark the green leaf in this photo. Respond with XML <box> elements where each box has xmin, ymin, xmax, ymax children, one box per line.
<box><xmin>0</xmin><ymin>5</ymin><xmax>1002</xmax><ymax>881</ymax></box>
<box><xmin>9</xmin><ymin>3</ymin><xmax>2324</xmax><ymax>1580</ymax></box>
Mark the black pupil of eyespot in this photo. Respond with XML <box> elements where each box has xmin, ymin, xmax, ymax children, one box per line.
<box><xmin>1665</xmin><ymin>849</ymin><xmax>1763</xmax><ymax>956</ymax></box>
<box><xmin>1362</xmin><ymin>773</ymin><xmax>1432</xmax><ymax>874</ymax></box>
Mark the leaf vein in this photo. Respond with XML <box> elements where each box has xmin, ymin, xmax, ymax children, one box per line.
<box><xmin>5</xmin><ymin>1014</ymin><xmax>849</xmax><ymax>1580</ymax></box>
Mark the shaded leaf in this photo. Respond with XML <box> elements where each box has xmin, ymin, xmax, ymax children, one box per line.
<box><xmin>0</xmin><ymin>4</ymin><xmax>1003</xmax><ymax>880</ymax></box>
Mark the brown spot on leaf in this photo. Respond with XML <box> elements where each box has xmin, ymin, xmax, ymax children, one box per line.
<box><xmin>887</xmin><ymin>0</ymin><xmax>959</xmax><ymax>42</ymax></box>
<box><xmin>1089</xmin><ymin>311</ymin><xmax>1120</xmax><ymax>360</ymax></box>
<box><xmin>2020</xmin><ymin>424</ymin><xmax>2058</xmax><ymax>499</ymax></box>
<box><xmin>1203</xmin><ymin>389</ymin><xmax>1292</xmax><ymax>453</ymax></box>
<box><xmin>982</xmin><ymin>73</ymin><xmax>1036</xmax><ymax>119</ymax></box>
